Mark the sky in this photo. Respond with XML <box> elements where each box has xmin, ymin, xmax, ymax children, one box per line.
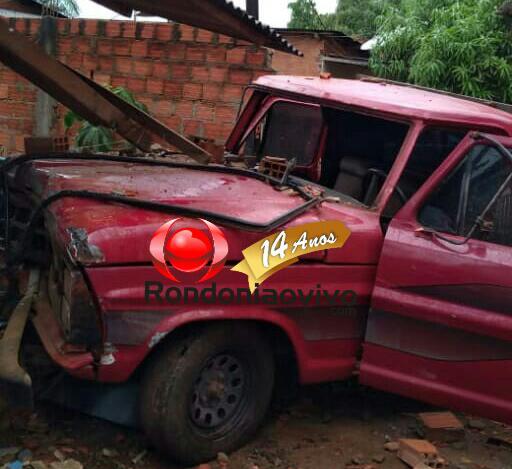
<box><xmin>77</xmin><ymin>0</ymin><xmax>337</xmax><ymax>28</ymax></box>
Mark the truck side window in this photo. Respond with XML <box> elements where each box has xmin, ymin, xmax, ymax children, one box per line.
<box><xmin>384</xmin><ymin>128</ymin><xmax>467</xmax><ymax>218</ymax></box>
<box><xmin>241</xmin><ymin>102</ymin><xmax>323</xmax><ymax>166</ymax></box>
<box><xmin>419</xmin><ymin>145</ymin><xmax>512</xmax><ymax>245</ymax></box>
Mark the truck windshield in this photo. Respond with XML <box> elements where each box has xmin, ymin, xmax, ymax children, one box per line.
<box><xmin>242</xmin><ymin>101</ymin><xmax>323</xmax><ymax>166</ymax></box>
<box><xmin>239</xmin><ymin>101</ymin><xmax>410</xmax><ymax>206</ymax></box>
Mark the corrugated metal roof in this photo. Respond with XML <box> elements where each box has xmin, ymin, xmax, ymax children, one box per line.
<box><xmin>92</xmin><ymin>0</ymin><xmax>302</xmax><ymax>55</ymax></box>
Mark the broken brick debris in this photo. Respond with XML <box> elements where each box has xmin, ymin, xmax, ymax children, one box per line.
<box><xmin>398</xmin><ymin>439</ymin><xmax>446</xmax><ymax>469</ymax></box>
<box><xmin>418</xmin><ymin>412</ymin><xmax>465</xmax><ymax>443</ymax></box>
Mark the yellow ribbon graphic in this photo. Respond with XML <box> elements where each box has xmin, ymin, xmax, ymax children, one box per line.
<box><xmin>232</xmin><ymin>220</ymin><xmax>351</xmax><ymax>292</ymax></box>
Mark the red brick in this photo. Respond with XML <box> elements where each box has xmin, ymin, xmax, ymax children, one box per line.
<box><xmin>106</xmin><ymin>21</ymin><xmax>121</xmax><ymax>37</ymax></box>
<box><xmin>8</xmin><ymin>87</ymin><xmax>36</xmax><ymax>101</ymax></box>
<box><xmin>180</xmin><ymin>25</ymin><xmax>195</xmax><ymax>41</ymax></box>
<box><xmin>112</xmin><ymin>39</ymin><xmax>129</xmax><ymax>56</ymax></box>
<box><xmin>154</xmin><ymin>101</ymin><xmax>173</xmax><ymax>116</ymax></box>
<box><xmin>0</xmin><ymin>85</ymin><xmax>8</xmax><ymax>99</ymax></box>
<box><xmin>209</xmin><ymin>67</ymin><xmax>227</xmax><ymax>82</ymax></box>
<box><xmin>84</xmin><ymin>20</ymin><xmax>98</xmax><ymax>36</ymax></box>
<box><xmin>252</xmin><ymin>70</ymin><xmax>270</xmax><ymax>81</ymax></box>
<box><xmin>59</xmin><ymin>37</ymin><xmax>73</xmax><ymax>54</ymax></box>
<box><xmin>215</xmin><ymin>105</ymin><xmax>237</xmax><ymax>123</ymax></box>
<box><xmin>204</xmin><ymin>122</ymin><xmax>228</xmax><ymax>141</ymax></box>
<box><xmin>162</xmin><ymin>116</ymin><xmax>182</xmax><ymax>131</ymax></box>
<box><xmin>218</xmin><ymin>34</ymin><xmax>233</xmax><ymax>44</ymax></box>
<box><xmin>12</xmin><ymin>19</ymin><xmax>23</xmax><ymax>34</ymax></box>
<box><xmin>97</xmin><ymin>39</ymin><xmax>113</xmax><ymax>55</ymax></box>
<box><xmin>174</xmin><ymin>101</ymin><xmax>194</xmax><ymax>118</ymax></box>
<box><xmin>222</xmin><ymin>85</ymin><xmax>244</xmax><ymax>102</ymax></box>
<box><xmin>133</xmin><ymin>61</ymin><xmax>153</xmax><ymax>76</ymax></box>
<box><xmin>131</xmin><ymin>41</ymin><xmax>148</xmax><ymax>57</ymax></box>
<box><xmin>138</xmin><ymin>97</ymin><xmax>155</xmax><ymax>113</ymax></box>
<box><xmin>191</xmin><ymin>66</ymin><xmax>209</xmax><ymax>82</ymax></box>
<box><xmin>15</xmin><ymin>135</ymin><xmax>26</xmax><ymax>152</ymax></box>
<box><xmin>229</xmin><ymin>69</ymin><xmax>253</xmax><ymax>85</ymax></box>
<box><xmin>155</xmin><ymin>24</ymin><xmax>172</xmax><ymax>41</ymax></box>
<box><xmin>226</xmin><ymin>48</ymin><xmax>246</xmax><ymax>64</ymax></box>
<box><xmin>29</xmin><ymin>20</ymin><xmax>39</xmax><ymax>35</ymax></box>
<box><xmin>111</xmin><ymin>76</ymin><xmax>128</xmax><ymax>88</ymax></box>
<box><xmin>76</xmin><ymin>38</ymin><xmax>91</xmax><ymax>53</ymax></box>
<box><xmin>116</xmin><ymin>57</ymin><xmax>132</xmax><ymax>74</ymax></box>
<box><xmin>169</xmin><ymin>43</ymin><xmax>186</xmax><ymax>60</ymax></box>
<box><xmin>140</xmin><ymin>24</ymin><xmax>155</xmax><ymax>39</ymax></box>
<box><xmin>0</xmin><ymin>102</ymin><xmax>33</xmax><ymax>117</ymax></box>
<box><xmin>170</xmin><ymin>64</ymin><xmax>190</xmax><ymax>80</ymax></box>
<box><xmin>126</xmin><ymin>77</ymin><xmax>145</xmax><ymax>93</ymax></box>
<box><xmin>163</xmin><ymin>82</ymin><xmax>183</xmax><ymax>98</ymax></box>
<box><xmin>146</xmin><ymin>78</ymin><xmax>164</xmax><ymax>95</ymax></box>
<box><xmin>195</xmin><ymin>103</ymin><xmax>214</xmax><ymax>121</ymax></box>
<box><xmin>196</xmin><ymin>29</ymin><xmax>213</xmax><ymax>43</ymax></box>
<box><xmin>122</xmin><ymin>22</ymin><xmax>136</xmax><ymax>38</ymax></box>
<box><xmin>82</xmin><ymin>55</ymin><xmax>98</xmax><ymax>71</ymax></box>
<box><xmin>66</xmin><ymin>54</ymin><xmax>82</xmax><ymax>69</ymax></box>
<box><xmin>148</xmin><ymin>42</ymin><xmax>165</xmax><ymax>59</ymax></box>
<box><xmin>153</xmin><ymin>63</ymin><xmax>170</xmax><ymax>79</ymax></box>
<box><xmin>95</xmin><ymin>73</ymin><xmax>111</xmax><ymax>85</ymax></box>
<box><xmin>246</xmin><ymin>50</ymin><xmax>266</xmax><ymax>67</ymax></box>
<box><xmin>203</xmin><ymin>83</ymin><xmax>222</xmax><ymax>101</ymax></box>
<box><xmin>98</xmin><ymin>57</ymin><xmax>114</xmax><ymax>72</ymax></box>
<box><xmin>69</xmin><ymin>20</ymin><xmax>79</xmax><ymax>34</ymax></box>
<box><xmin>183</xmin><ymin>83</ymin><xmax>202</xmax><ymax>100</ymax></box>
<box><xmin>186</xmin><ymin>46</ymin><xmax>206</xmax><ymax>62</ymax></box>
<box><xmin>206</xmin><ymin>48</ymin><xmax>227</xmax><ymax>63</ymax></box>
<box><xmin>0</xmin><ymin>133</ymin><xmax>10</xmax><ymax>149</ymax></box>
<box><xmin>184</xmin><ymin>119</ymin><xmax>203</xmax><ymax>137</ymax></box>
<box><xmin>0</xmin><ymin>71</ymin><xmax>19</xmax><ymax>86</ymax></box>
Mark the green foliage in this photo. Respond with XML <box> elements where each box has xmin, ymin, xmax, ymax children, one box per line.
<box><xmin>370</xmin><ymin>0</ymin><xmax>512</xmax><ymax>102</ymax></box>
<box><xmin>64</xmin><ymin>86</ymin><xmax>149</xmax><ymax>152</ymax></box>
<box><xmin>288</xmin><ymin>0</ymin><xmax>329</xmax><ymax>29</ymax></box>
<box><xmin>332</xmin><ymin>0</ymin><xmax>400</xmax><ymax>39</ymax></box>
<box><xmin>39</xmin><ymin>0</ymin><xmax>80</xmax><ymax>18</ymax></box>
<box><xmin>288</xmin><ymin>0</ymin><xmax>398</xmax><ymax>38</ymax></box>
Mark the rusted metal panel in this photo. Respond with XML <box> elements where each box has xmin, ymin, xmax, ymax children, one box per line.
<box><xmin>92</xmin><ymin>0</ymin><xmax>302</xmax><ymax>56</ymax></box>
<box><xmin>0</xmin><ymin>19</ymin><xmax>210</xmax><ymax>162</ymax></box>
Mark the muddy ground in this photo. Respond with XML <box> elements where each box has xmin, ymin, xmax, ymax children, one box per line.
<box><xmin>1</xmin><ymin>381</ymin><xmax>512</xmax><ymax>469</ymax></box>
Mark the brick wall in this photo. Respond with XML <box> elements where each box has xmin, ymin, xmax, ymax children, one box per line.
<box><xmin>0</xmin><ymin>17</ymin><xmax>273</xmax><ymax>154</ymax></box>
<box><xmin>272</xmin><ymin>34</ymin><xmax>325</xmax><ymax>76</ymax></box>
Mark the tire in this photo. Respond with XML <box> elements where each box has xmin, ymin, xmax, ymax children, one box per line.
<box><xmin>139</xmin><ymin>323</ymin><xmax>275</xmax><ymax>465</ymax></box>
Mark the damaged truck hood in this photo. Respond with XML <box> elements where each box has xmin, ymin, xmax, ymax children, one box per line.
<box><xmin>21</xmin><ymin>160</ymin><xmax>314</xmax><ymax>265</ymax></box>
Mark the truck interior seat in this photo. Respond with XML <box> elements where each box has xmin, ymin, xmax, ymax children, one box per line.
<box><xmin>333</xmin><ymin>156</ymin><xmax>369</xmax><ymax>200</ymax></box>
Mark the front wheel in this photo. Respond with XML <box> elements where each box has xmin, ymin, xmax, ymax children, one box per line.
<box><xmin>140</xmin><ymin>323</ymin><xmax>275</xmax><ymax>465</ymax></box>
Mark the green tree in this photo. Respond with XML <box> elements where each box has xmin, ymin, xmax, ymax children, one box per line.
<box><xmin>333</xmin><ymin>0</ymin><xmax>400</xmax><ymax>39</ymax></box>
<box><xmin>370</xmin><ymin>0</ymin><xmax>512</xmax><ymax>102</ymax></box>
<box><xmin>288</xmin><ymin>0</ymin><xmax>331</xmax><ymax>29</ymax></box>
<box><xmin>40</xmin><ymin>0</ymin><xmax>80</xmax><ymax>18</ymax></box>
<box><xmin>288</xmin><ymin>0</ymin><xmax>398</xmax><ymax>39</ymax></box>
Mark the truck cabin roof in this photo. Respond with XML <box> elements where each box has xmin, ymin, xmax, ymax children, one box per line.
<box><xmin>252</xmin><ymin>76</ymin><xmax>512</xmax><ymax>133</ymax></box>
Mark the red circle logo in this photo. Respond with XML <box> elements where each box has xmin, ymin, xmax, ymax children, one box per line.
<box><xmin>150</xmin><ymin>218</ymin><xmax>228</xmax><ymax>283</ymax></box>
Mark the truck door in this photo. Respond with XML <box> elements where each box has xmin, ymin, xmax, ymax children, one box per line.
<box><xmin>360</xmin><ymin>134</ymin><xmax>512</xmax><ymax>423</ymax></box>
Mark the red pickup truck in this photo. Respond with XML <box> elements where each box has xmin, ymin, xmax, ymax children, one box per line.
<box><xmin>1</xmin><ymin>76</ymin><xmax>512</xmax><ymax>465</ymax></box>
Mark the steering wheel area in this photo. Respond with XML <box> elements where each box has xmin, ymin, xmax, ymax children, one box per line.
<box><xmin>363</xmin><ymin>168</ymin><xmax>408</xmax><ymax>207</ymax></box>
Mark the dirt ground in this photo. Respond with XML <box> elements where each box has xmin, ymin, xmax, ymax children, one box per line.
<box><xmin>1</xmin><ymin>381</ymin><xmax>512</xmax><ymax>469</ymax></box>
